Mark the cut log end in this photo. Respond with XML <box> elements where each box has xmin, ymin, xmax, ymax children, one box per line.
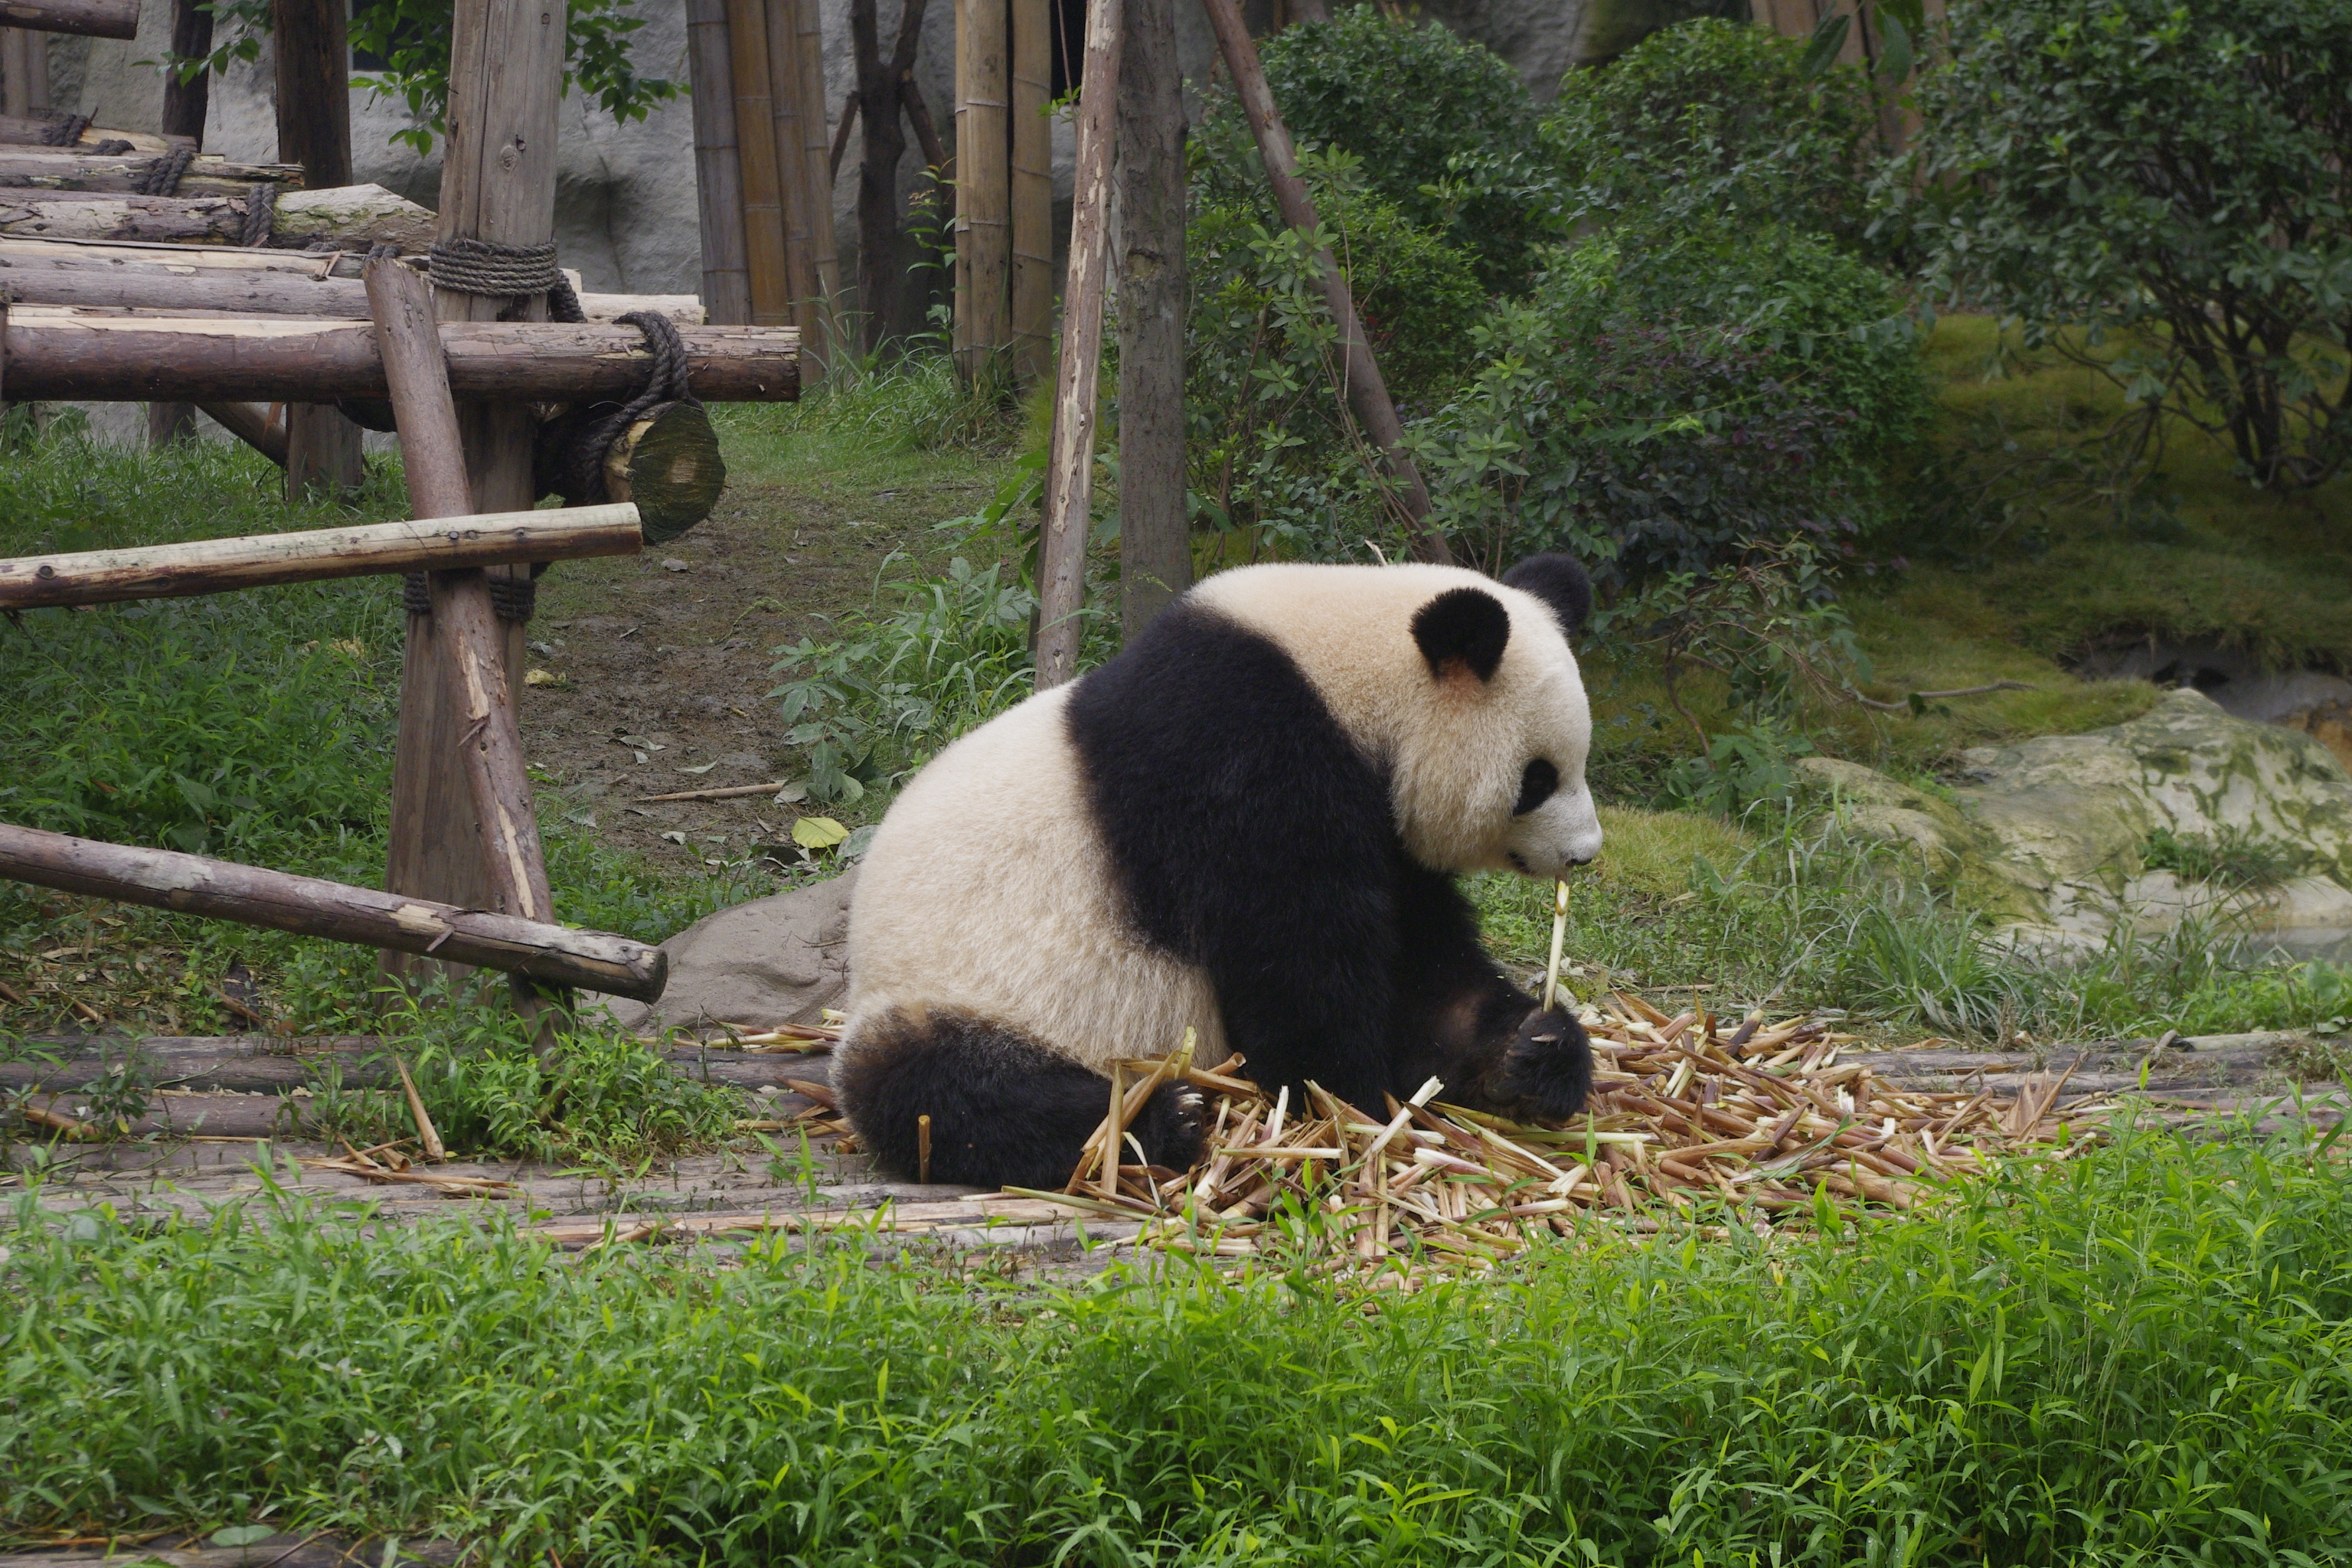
<box><xmin>607</xmin><ymin>402</ymin><xmax>727</xmax><ymax>542</ymax></box>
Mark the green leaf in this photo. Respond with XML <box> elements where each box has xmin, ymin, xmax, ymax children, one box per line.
<box><xmin>1873</xmin><ymin>10</ymin><xmax>1914</xmax><ymax>83</ymax></box>
<box><xmin>1801</xmin><ymin>12</ymin><xmax>1851</xmax><ymax>78</ymax></box>
<box><xmin>211</xmin><ymin>1526</ymin><xmax>275</xmax><ymax>1548</ymax></box>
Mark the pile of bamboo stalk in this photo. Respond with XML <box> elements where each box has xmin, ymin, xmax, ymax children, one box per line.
<box><xmin>1021</xmin><ymin>1000</ymin><xmax>2077</xmax><ymax>1283</ymax></box>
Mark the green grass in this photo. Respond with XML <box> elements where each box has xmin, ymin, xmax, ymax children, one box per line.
<box><xmin>0</xmin><ymin>433</ymin><xmax>766</xmax><ymax>1037</ymax></box>
<box><xmin>6</xmin><ymin>1122</ymin><xmax>2352</xmax><ymax>1563</ymax></box>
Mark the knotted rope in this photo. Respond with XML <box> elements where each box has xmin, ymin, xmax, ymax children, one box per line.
<box><xmin>565</xmin><ymin>310</ymin><xmax>699</xmax><ymax>506</ymax></box>
<box><xmin>38</xmin><ymin>113</ymin><xmax>89</xmax><ymax>147</ymax></box>
<box><xmin>239</xmin><ymin>182</ymin><xmax>275</xmax><ymax>248</ymax></box>
<box><xmin>427</xmin><ymin>237</ymin><xmax>586</xmax><ymax>322</ymax></box>
<box><xmin>137</xmin><ymin>145</ymin><xmax>194</xmax><ymax>197</ymax></box>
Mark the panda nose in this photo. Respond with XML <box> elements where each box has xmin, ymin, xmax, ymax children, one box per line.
<box><xmin>1563</xmin><ymin>853</ymin><xmax>1594</xmax><ymax>869</ymax></box>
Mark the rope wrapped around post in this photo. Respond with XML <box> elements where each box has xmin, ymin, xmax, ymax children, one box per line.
<box><xmin>137</xmin><ymin>145</ymin><xmax>196</xmax><ymax>198</ymax></box>
<box><xmin>38</xmin><ymin>113</ymin><xmax>90</xmax><ymax>147</ymax></box>
<box><xmin>427</xmin><ymin>237</ymin><xmax>587</xmax><ymax>323</ymax></box>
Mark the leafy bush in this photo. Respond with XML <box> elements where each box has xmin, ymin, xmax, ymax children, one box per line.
<box><xmin>1199</xmin><ymin>5</ymin><xmax>1544</xmax><ymax>289</ymax></box>
<box><xmin>1547</xmin><ymin>17</ymin><xmax>1881</xmax><ymax>250</ymax></box>
<box><xmin>1416</xmin><ymin>220</ymin><xmax>1924</xmax><ymax>583</ymax></box>
<box><xmin>1906</xmin><ymin>0</ymin><xmax>2352</xmax><ymax>489</ymax></box>
<box><xmin>769</xmin><ymin>554</ymin><xmax>1050</xmax><ymax>804</ymax></box>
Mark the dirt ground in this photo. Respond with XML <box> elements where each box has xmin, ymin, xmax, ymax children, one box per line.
<box><xmin>514</xmin><ymin>417</ymin><xmax>1009</xmax><ymax>875</ymax></box>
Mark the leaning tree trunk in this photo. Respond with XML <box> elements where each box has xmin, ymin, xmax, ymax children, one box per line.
<box><xmin>848</xmin><ymin>0</ymin><xmax>926</xmax><ymax>351</ymax></box>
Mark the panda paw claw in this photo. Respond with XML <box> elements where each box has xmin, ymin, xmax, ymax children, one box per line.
<box><xmin>1496</xmin><ymin>1005</ymin><xmax>1593</xmax><ymax>1122</ymax></box>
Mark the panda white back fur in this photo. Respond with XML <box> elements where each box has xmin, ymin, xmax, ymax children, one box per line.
<box><xmin>838</xmin><ymin>554</ymin><xmax>1601</xmax><ymax>1188</ymax></box>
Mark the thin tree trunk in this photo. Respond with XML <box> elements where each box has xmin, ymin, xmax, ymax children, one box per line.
<box><xmin>274</xmin><ymin>0</ymin><xmax>363</xmax><ymax>498</ymax></box>
<box><xmin>849</xmin><ymin>0</ymin><xmax>926</xmax><ymax>351</ymax></box>
<box><xmin>1197</xmin><ymin>0</ymin><xmax>1450</xmax><ymax>565</ymax></box>
<box><xmin>1033</xmin><ymin>0</ymin><xmax>1122</xmax><ymax>691</ymax></box>
<box><xmin>1114</xmin><ymin>0</ymin><xmax>1187</xmax><ymax>640</ymax></box>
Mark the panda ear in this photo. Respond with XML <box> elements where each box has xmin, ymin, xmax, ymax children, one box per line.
<box><xmin>1411</xmin><ymin>586</ymin><xmax>1511</xmax><ymax>684</ymax></box>
<box><xmin>1501</xmin><ymin>554</ymin><xmax>1592</xmax><ymax>639</ymax></box>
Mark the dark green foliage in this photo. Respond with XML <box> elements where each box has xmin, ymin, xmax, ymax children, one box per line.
<box><xmin>1415</xmin><ymin>220</ymin><xmax>1926</xmax><ymax>583</ymax></box>
<box><xmin>1906</xmin><ymin>0</ymin><xmax>2352</xmax><ymax>488</ymax></box>
<box><xmin>10</xmin><ymin>1125</ymin><xmax>2352</xmax><ymax>1560</ymax></box>
<box><xmin>1548</xmin><ymin>18</ymin><xmax>1881</xmax><ymax>250</ymax></box>
<box><xmin>1203</xmin><ymin>5</ymin><xmax>1544</xmax><ymax>289</ymax></box>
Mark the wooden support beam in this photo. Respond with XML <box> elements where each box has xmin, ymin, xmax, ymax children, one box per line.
<box><xmin>685</xmin><ymin>0</ymin><xmax>754</xmax><ymax>325</ymax></box>
<box><xmin>0</xmin><ymin>253</ymin><xmax>702</xmax><ymax>318</ymax></box>
<box><xmin>1197</xmin><ymin>0</ymin><xmax>1451</xmax><ymax>566</ymax></box>
<box><xmin>0</xmin><ymin>115</ymin><xmax>185</xmax><ymax>152</ymax></box>
<box><xmin>0</xmin><ymin>0</ymin><xmax>136</xmax><ymax>40</ymax></box>
<box><xmin>146</xmin><ymin>0</ymin><xmax>207</xmax><ymax>451</ymax></box>
<box><xmin>386</xmin><ymin>0</ymin><xmax>564</xmax><ymax>994</ymax></box>
<box><xmin>0</xmin><ymin>149</ymin><xmax>303</xmax><ymax>196</ymax></box>
<box><xmin>0</xmin><ymin>501</ymin><xmax>642</xmax><ymax>609</ymax></box>
<box><xmin>953</xmin><ymin>0</ymin><xmax>1008</xmax><ymax>374</ymax></box>
<box><xmin>196</xmin><ymin>400</ymin><xmax>285</xmax><ymax>465</ymax></box>
<box><xmin>1</xmin><ymin>27</ymin><xmax>47</xmax><ymax>118</ymax></box>
<box><xmin>0</xmin><ymin>823</ymin><xmax>668</xmax><ymax>1000</ymax></box>
<box><xmin>276</xmin><ymin>0</ymin><xmax>361</xmax><ymax>501</ymax></box>
<box><xmin>0</xmin><ymin>314</ymin><xmax>800</xmax><ymax>401</ymax></box>
<box><xmin>1114</xmin><ymin>0</ymin><xmax>1187</xmax><ymax>639</ymax></box>
<box><xmin>0</xmin><ymin>182</ymin><xmax>436</xmax><ymax>248</ymax></box>
<box><xmin>1008</xmin><ymin>0</ymin><xmax>1050</xmax><ymax>381</ymax></box>
<box><xmin>1034</xmin><ymin>0</ymin><xmax>1120</xmax><ymax>690</ymax></box>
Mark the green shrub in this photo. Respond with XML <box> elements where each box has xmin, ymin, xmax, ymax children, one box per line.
<box><xmin>1905</xmin><ymin>0</ymin><xmax>2352</xmax><ymax>490</ymax></box>
<box><xmin>1547</xmin><ymin>17</ymin><xmax>1881</xmax><ymax>250</ymax></box>
<box><xmin>1415</xmin><ymin>218</ymin><xmax>1926</xmax><ymax>582</ymax></box>
<box><xmin>1198</xmin><ymin>4</ymin><xmax>1543</xmax><ymax>289</ymax></box>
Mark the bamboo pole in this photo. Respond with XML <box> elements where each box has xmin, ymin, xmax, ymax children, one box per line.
<box><xmin>726</xmin><ymin>0</ymin><xmax>792</xmax><ymax>325</ymax></box>
<box><xmin>953</xmin><ymin>0</ymin><xmax>1008</xmax><ymax>376</ymax></box>
<box><xmin>0</xmin><ymin>501</ymin><xmax>642</xmax><ymax>609</ymax></box>
<box><xmin>762</xmin><ymin>0</ymin><xmax>821</xmax><ymax>354</ymax></box>
<box><xmin>793</xmin><ymin>0</ymin><xmax>840</xmax><ymax>345</ymax></box>
<box><xmin>1196</xmin><ymin>0</ymin><xmax>1450</xmax><ymax>566</ymax></box>
<box><xmin>1</xmin><ymin>28</ymin><xmax>46</xmax><ymax>116</ymax></box>
<box><xmin>1032</xmin><ymin>0</ymin><xmax>1120</xmax><ymax>690</ymax></box>
<box><xmin>0</xmin><ymin>824</ymin><xmax>668</xmax><ymax>998</ymax></box>
<box><xmin>686</xmin><ymin>0</ymin><xmax>754</xmax><ymax>325</ymax></box>
<box><xmin>1007</xmin><ymin>0</ymin><xmax>1050</xmax><ymax>382</ymax></box>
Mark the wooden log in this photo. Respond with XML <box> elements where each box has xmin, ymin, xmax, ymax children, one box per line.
<box><xmin>1114</xmin><ymin>0</ymin><xmax>1187</xmax><ymax>640</ymax></box>
<box><xmin>1008</xmin><ymin>0</ymin><xmax>1049</xmax><ymax>381</ymax></box>
<box><xmin>0</xmin><ymin>315</ymin><xmax>801</xmax><ymax>401</ymax></box>
<box><xmin>1</xmin><ymin>27</ymin><xmax>46</xmax><ymax>117</ymax></box>
<box><xmin>284</xmin><ymin>402</ymin><xmax>361</xmax><ymax>498</ymax></box>
<box><xmin>0</xmin><ymin>114</ymin><xmax>186</xmax><ymax>152</ymax></box>
<box><xmin>0</xmin><ymin>501</ymin><xmax>643</xmax><ymax>609</ymax></box>
<box><xmin>276</xmin><ymin>0</ymin><xmax>361</xmax><ymax>501</ymax></box>
<box><xmin>953</xmin><ymin>0</ymin><xmax>1008</xmax><ymax>374</ymax></box>
<box><xmin>0</xmin><ymin>0</ymin><xmax>137</xmax><ymax>38</ymax></box>
<box><xmin>195</xmin><ymin>400</ymin><xmax>284</xmax><ymax>465</ymax></box>
<box><xmin>388</xmin><ymin>0</ymin><xmax>564</xmax><ymax>995</ymax></box>
<box><xmin>1033</xmin><ymin>0</ymin><xmax>1120</xmax><ymax>690</ymax></box>
<box><xmin>1197</xmin><ymin>0</ymin><xmax>1450</xmax><ymax>566</ymax></box>
<box><xmin>368</xmin><ymin>254</ymin><xmax>557</xmax><ymax>931</ymax></box>
<box><xmin>149</xmin><ymin>0</ymin><xmax>208</xmax><ymax>452</ymax></box>
<box><xmin>685</xmin><ymin>0</ymin><xmax>754</xmax><ymax>325</ymax></box>
<box><xmin>0</xmin><ymin>824</ymin><xmax>668</xmax><ymax>999</ymax></box>
<box><xmin>603</xmin><ymin>401</ymin><xmax>727</xmax><ymax>541</ymax></box>
<box><xmin>0</xmin><ymin>148</ymin><xmax>305</xmax><ymax>196</ymax></box>
<box><xmin>0</xmin><ymin>182</ymin><xmax>436</xmax><ymax>247</ymax></box>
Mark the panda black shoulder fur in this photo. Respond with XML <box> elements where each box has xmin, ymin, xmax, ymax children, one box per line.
<box><xmin>835</xmin><ymin>553</ymin><xmax>1603</xmax><ymax>1190</ymax></box>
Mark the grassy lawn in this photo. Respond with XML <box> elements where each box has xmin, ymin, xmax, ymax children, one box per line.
<box><xmin>7</xmin><ymin>1122</ymin><xmax>2352</xmax><ymax>1562</ymax></box>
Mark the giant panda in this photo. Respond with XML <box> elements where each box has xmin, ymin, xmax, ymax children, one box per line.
<box><xmin>834</xmin><ymin>554</ymin><xmax>1602</xmax><ymax>1190</ymax></box>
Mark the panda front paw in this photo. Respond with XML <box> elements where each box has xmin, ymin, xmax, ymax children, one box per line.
<box><xmin>1133</xmin><ymin>1084</ymin><xmax>1209</xmax><ymax>1173</ymax></box>
<box><xmin>1494</xmin><ymin>1006</ymin><xmax>1593</xmax><ymax>1122</ymax></box>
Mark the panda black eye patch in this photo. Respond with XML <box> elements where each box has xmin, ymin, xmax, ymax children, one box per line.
<box><xmin>1513</xmin><ymin>758</ymin><xmax>1560</xmax><ymax>816</ymax></box>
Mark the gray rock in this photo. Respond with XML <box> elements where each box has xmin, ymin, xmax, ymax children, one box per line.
<box><xmin>1801</xmin><ymin>690</ymin><xmax>2352</xmax><ymax>952</ymax></box>
<box><xmin>587</xmin><ymin>867</ymin><xmax>858</xmax><ymax>1034</ymax></box>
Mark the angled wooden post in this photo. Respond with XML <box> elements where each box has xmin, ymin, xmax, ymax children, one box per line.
<box><xmin>1033</xmin><ymin>0</ymin><xmax>1121</xmax><ymax>689</ymax></box>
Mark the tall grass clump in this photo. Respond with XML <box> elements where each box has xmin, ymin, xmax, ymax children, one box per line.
<box><xmin>6</xmin><ymin>1122</ymin><xmax>2352</xmax><ymax>1561</ymax></box>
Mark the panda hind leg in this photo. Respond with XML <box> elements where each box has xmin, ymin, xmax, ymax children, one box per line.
<box><xmin>835</xmin><ymin>1008</ymin><xmax>1206</xmax><ymax>1190</ymax></box>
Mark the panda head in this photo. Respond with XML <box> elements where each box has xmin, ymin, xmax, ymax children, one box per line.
<box><xmin>1395</xmin><ymin>553</ymin><xmax>1602</xmax><ymax>880</ymax></box>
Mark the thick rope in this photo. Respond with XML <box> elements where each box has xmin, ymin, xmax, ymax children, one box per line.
<box><xmin>91</xmin><ymin>139</ymin><xmax>134</xmax><ymax>156</ymax></box>
<box><xmin>39</xmin><ymin>113</ymin><xmax>90</xmax><ymax>147</ymax></box>
<box><xmin>137</xmin><ymin>145</ymin><xmax>195</xmax><ymax>197</ymax></box>
<box><xmin>428</xmin><ymin>237</ymin><xmax>586</xmax><ymax>322</ymax></box>
<box><xmin>565</xmin><ymin>310</ymin><xmax>699</xmax><ymax>505</ymax></box>
<box><xmin>239</xmin><ymin>181</ymin><xmax>275</xmax><ymax>247</ymax></box>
